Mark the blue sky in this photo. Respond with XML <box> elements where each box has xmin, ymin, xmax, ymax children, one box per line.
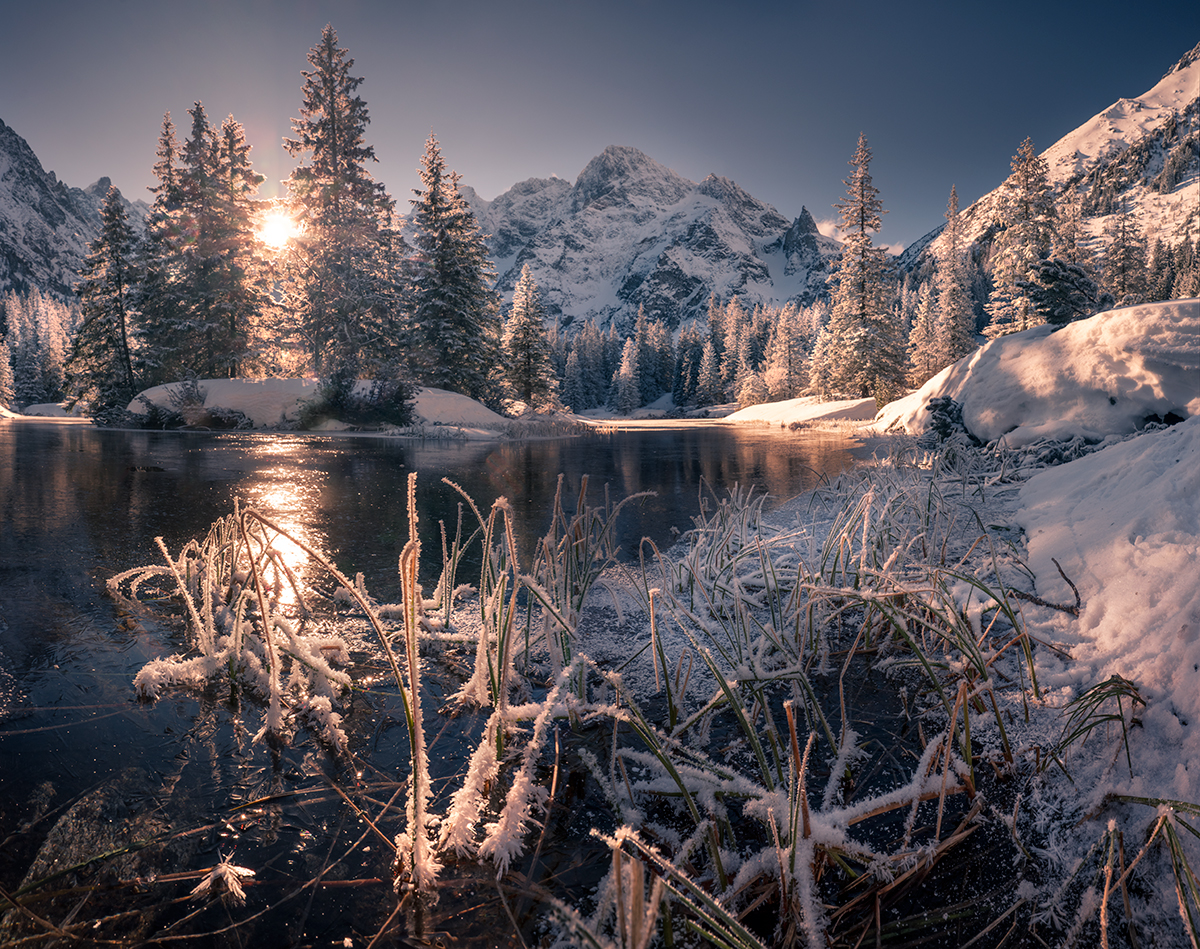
<box><xmin>1</xmin><ymin>0</ymin><xmax>1196</xmax><ymax>249</ymax></box>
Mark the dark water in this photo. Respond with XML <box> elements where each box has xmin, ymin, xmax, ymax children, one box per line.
<box><xmin>0</xmin><ymin>419</ymin><xmax>863</xmax><ymax>945</ymax></box>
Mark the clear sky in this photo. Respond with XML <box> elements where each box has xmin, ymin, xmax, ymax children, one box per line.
<box><xmin>1</xmin><ymin>0</ymin><xmax>1197</xmax><ymax>251</ymax></box>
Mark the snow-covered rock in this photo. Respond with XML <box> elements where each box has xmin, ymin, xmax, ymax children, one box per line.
<box><xmin>725</xmin><ymin>396</ymin><xmax>877</xmax><ymax>425</ymax></box>
<box><xmin>125</xmin><ymin>379</ymin><xmax>508</xmax><ymax>432</ymax></box>
<box><xmin>874</xmin><ymin>300</ymin><xmax>1200</xmax><ymax>446</ymax></box>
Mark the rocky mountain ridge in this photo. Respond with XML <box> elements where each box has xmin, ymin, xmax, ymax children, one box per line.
<box><xmin>0</xmin><ymin>118</ymin><xmax>148</xmax><ymax>298</ymax></box>
<box><xmin>899</xmin><ymin>40</ymin><xmax>1200</xmax><ymax>274</ymax></box>
<box><xmin>465</xmin><ymin>145</ymin><xmax>841</xmax><ymax>333</ymax></box>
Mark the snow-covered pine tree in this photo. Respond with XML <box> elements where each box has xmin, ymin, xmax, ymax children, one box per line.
<box><xmin>67</xmin><ymin>186</ymin><xmax>142</xmax><ymax>421</ymax></box>
<box><xmin>720</xmin><ymin>297</ymin><xmax>746</xmax><ymax>399</ymax></box>
<box><xmin>561</xmin><ymin>348</ymin><xmax>586</xmax><ymax>412</ymax></box>
<box><xmin>34</xmin><ymin>290</ymin><xmax>70</xmax><ymax>403</ymax></box>
<box><xmin>135</xmin><ymin>113</ymin><xmax>189</xmax><ymax>386</ymax></box>
<box><xmin>283</xmin><ymin>25</ymin><xmax>401</xmax><ymax>377</ymax></box>
<box><xmin>611</xmin><ymin>338</ymin><xmax>641</xmax><ymax>415</ymax></box>
<box><xmin>762</xmin><ymin>302</ymin><xmax>807</xmax><ymax>401</ymax></box>
<box><xmin>736</xmin><ymin>370</ymin><xmax>768</xmax><ymax>408</ymax></box>
<box><xmin>1053</xmin><ymin>183</ymin><xmax>1087</xmax><ymax>266</ymax></box>
<box><xmin>646</xmin><ymin>318</ymin><xmax>674</xmax><ymax>398</ymax></box>
<box><xmin>1146</xmin><ymin>238</ymin><xmax>1176</xmax><ymax>302</ymax></box>
<box><xmin>906</xmin><ymin>282</ymin><xmax>939</xmax><ymax>386</ymax></box>
<box><xmin>503</xmin><ymin>264</ymin><xmax>557</xmax><ymax>410</ymax></box>
<box><xmin>0</xmin><ymin>335</ymin><xmax>13</xmax><ymax>409</ymax></box>
<box><xmin>694</xmin><ymin>338</ymin><xmax>723</xmax><ymax>406</ymax></box>
<box><xmin>1017</xmin><ymin>258</ymin><xmax>1103</xmax><ymax>326</ymax></box>
<box><xmin>985</xmin><ymin>138</ymin><xmax>1057</xmax><ymax>338</ymax></box>
<box><xmin>824</xmin><ymin>133</ymin><xmax>904</xmax><ymax>404</ymax></box>
<box><xmin>1098</xmin><ymin>205</ymin><xmax>1148</xmax><ymax>306</ymax></box>
<box><xmin>934</xmin><ymin>185</ymin><xmax>976</xmax><ymax>367</ymax></box>
<box><xmin>672</xmin><ymin>321</ymin><xmax>704</xmax><ymax>407</ymax></box>
<box><xmin>408</xmin><ymin>134</ymin><xmax>499</xmax><ymax>402</ymax></box>
<box><xmin>7</xmin><ymin>293</ymin><xmax>45</xmax><ymax>407</ymax></box>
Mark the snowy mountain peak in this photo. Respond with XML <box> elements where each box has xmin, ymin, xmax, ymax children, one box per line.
<box><xmin>902</xmin><ymin>41</ymin><xmax>1199</xmax><ymax>276</ymax></box>
<box><xmin>569</xmin><ymin>145</ymin><xmax>693</xmax><ymax>215</ymax></box>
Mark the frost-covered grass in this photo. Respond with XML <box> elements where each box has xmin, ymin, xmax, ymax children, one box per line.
<box><xmin>24</xmin><ymin>430</ymin><xmax>1199</xmax><ymax>947</ymax></box>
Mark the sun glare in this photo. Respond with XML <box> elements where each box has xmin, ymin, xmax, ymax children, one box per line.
<box><xmin>258</xmin><ymin>209</ymin><xmax>298</xmax><ymax>249</ymax></box>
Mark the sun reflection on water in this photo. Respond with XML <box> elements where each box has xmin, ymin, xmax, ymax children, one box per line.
<box><xmin>241</xmin><ymin>465</ymin><xmax>326</xmax><ymax>607</ymax></box>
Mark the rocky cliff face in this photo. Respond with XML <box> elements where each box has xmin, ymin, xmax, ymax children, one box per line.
<box><xmin>474</xmin><ymin>145</ymin><xmax>841</xmax><ymax>333</ymax></box>
<box><xmin>0</xmin><ymin>118</ymin><xmax>147</xmax><ymax>297</ymax></box>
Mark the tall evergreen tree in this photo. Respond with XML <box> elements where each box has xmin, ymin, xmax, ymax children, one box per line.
<box><xmin>934</xmin><ymin>185</ymin><xmax>977</xmax><ymax>367</ymax></box>
<box><xmin>283</xmin><ymin>24</ymin><xmax>401</xmax><ymax>375</ymax></box>
<box><xmin>906</xmin><ymin>282</ymin><xmax>939</xmax><ymax>386</ymax></box>
<box><xmin>0</xmin><ymin>335</ymin><xmax>13</xmax><ymax>409</ymax></box>
<box><xmin>1099</xmin><ymin>205</ymin><xmax>1148</xmax><ymax>306</ymax></box>
<box><xmin>67</xmin><ymin>187</ymin><xmax>141</xmax><ymax>421</ymax></box>
<box><xmin>985</xmin><ymin>137</ymin><xmax>1057</xmax><ymax>338</ymax></box>
<box><xmin>611</xmin><ymin>338</ymin><xmax>641</xmax><ymax>414</ymax></box>
<box><xmin>408</xmin><ymin>134</ymin><xmax>499</xmax><ymax>401</ymax></box>
<box><xmin>825</xmin><ymin>133</ymin><xmax>904</xmax><ymax>403</ymax></box>
<box><xmin>503</xmin><ymin>264</ymin><xmax>556</xmax><ymax>408</ymax></box>
<box><xmin>672</xmin><ymin>321</ymin><xmax>704</xmax><ymax>407</ymax></box>
<box><xmin>136</xmin><ymin>113</ymin><xmax>190</xmax><ymax>385</ymax></box>
<box><xmin>695</xmin><ymin>339</ymin><xmax>723</xmax><ymax>406</ymax></box>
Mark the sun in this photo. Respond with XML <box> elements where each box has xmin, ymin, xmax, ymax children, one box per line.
<box><xmin>257</xmin><ymin>208</ymin><xmax>298</xmax><ymax>249</ymax></box>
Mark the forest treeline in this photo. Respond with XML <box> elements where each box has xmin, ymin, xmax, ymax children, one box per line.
<box><xmin>0</xmin><ymin>26</ymin><xmax>1197</xmax><ymax>424</ymax></box>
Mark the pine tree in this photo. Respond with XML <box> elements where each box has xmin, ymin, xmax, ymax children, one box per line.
<box><xmin>906</xmin><ymin>282</ymin><xmax>939</xmax><ymax>386</ymax></box>
<box><xmin>67</xmin><ymin>187</ymin><xmax>141</xmax><ymax>421</ymax></box>
<box><xmin>1099</xmin><ymin>206</ymin><xmax>1148</xmax><ymax>306</ymax></box>
<box><xmin>825</xmin><ymin>133</ymin><xmax>904</xmax><ymax>403</ymax></box>
<box><xmin>136</xmin><ymin>113</ymin><xmax>190</xmax><ymax>386</ymax></box>
<box><xmin>1146</xmin><ymin>239</ymin><xmax>1177</xmax><ymax>302</ymax></box>
<box><xmin>408</xmin><ymin>134</ymin><xmax>499</xmax><ymax>401</ymax></box>
<box><xmin>611</xmin><ymin>338</ymin><xmax>641</xmax><ymax>415</ymax></box>
<box><xmin>763</xmin><ymin>303</ymin><xmax>807</xmax><ymax>401</ymax></box>
<box><xmin>0</xmin><ymin>335</ymin><xmax>13</xmax><ymax>409</ymax></box>
<box><xmin>736</xmin><ymin>370</ymin><xmax>768</xmax><ymax>408</ymax></box>
<box><xmin>1017</xmin><ymin>258</ymin><xmax>1103</xmax><ymax>326</ymax></box>
<box><xmin>934</xmin><ymin>185</ymin><xmax>977</xmax><ymax>367</ymax></box>
<box><xmin>672</xmin><ymin>322</ymin><xmax>704</xmax><ymax>407</ymax></box>
<box><xmin>695</xmin><ymin>339</ymin><xmax>723</xmax><ymax>406</ymax></box>
<box><xmin>985</xmin><ymin>138</ymin><xmax>1057</xmax><ymax>338</ymax></box>
<box><xmin>283</xmin><ymin>24</ymin><xmax>401</xmax><ymax>376</ymax></box>
<box><xmin>503</xmin><ymin>264</ymin><xmax>557</xmax><ymax>409</ymax></box>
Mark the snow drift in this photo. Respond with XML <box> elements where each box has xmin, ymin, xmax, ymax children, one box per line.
<box><xmin>875</xmin><ymin>300</ymin><xmax>1199</xmax><ymax>446</ymax></box>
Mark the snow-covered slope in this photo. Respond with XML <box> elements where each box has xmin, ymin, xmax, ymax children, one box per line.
<box><xmin>874</xmin><ymin>299</ymin><xmax>1200</xmax><ymax>446</ymax></box>
<box><xmin>0</xmin><ymin>117</ymin><xmax>148</xmax><ymax>297</ymax></box>
<box><xmin>899</xmin><ymin>41</ymin><xmax>1200</xmax><ymax>272</ymax></box>
<box><xmin>472</xmin><ymin>145</ymin><xmax>840</xmax><ymax>333</ymax></box>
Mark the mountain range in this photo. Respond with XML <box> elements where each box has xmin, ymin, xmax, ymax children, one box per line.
<box><xmin>1</xmin><ymin>38</ymin><xmax>1196</xmax><ymax>328</ymax></box>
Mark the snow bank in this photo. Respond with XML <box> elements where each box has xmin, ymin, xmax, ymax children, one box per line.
<box><xmin>1017</xmin><ymin>415</ymin><xmax>1200</xmax><ymax>795</ymax></box>
<box><xmin>875</xmin><ymin>300</ymin><xmax>1199</xmax><ymax>446</ymax></box>
<box><xmin>725</xmin><ymin>395</ymin><xmax>876</xmax><ymax>425</ymax></box>
<box><xmin>125</xmin><ymin>379</ymin><xmax>508</xmax><ymax>432</ymax></box>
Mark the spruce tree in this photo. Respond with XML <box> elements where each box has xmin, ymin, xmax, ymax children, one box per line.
<box><xmin>283</xmin><ymin>24</ymin><xmax>401</xmax><ymax>376</ymax></box>
<box><xmin>934</xmin><ymin>185</ymin><xmax>976</xmax><ymax>367</ymax></box>
<box><xmin>695</xmin><ymin>339</ymin><xmax>723</xmax><ymax>406</ymax></box>
<box><xmin>1099</xmin><ymin>205</ymin><xmax>1148</xmax><ymax>306</ymax></box>
<box><xmin>825</xmin><ymin>133</ymin><xmax>904</xmax><ymax>403</ymax></box>
<box><xmin>985</xmin><ymin>138</ymin><xmax>1057</xmax><ymax>338</ymax></box>
<box><xmin>906</xmin><ymin>282</ymin><xmax>939</xmax><ymax>386</ymax></box>
<box><xmin>408</xmin><ymin>134</ymin><xmax>499</xmax><ymax>401</ymax></box>
<box><xmin>611</xmin><ymin>338</ymin><xmax>641</xmax><ymax>414</ymax></box>
<box><xmin>503</xmin><ymin>264</ymin><xmax>557</xmax><ymax>409</ymax></box>
<box><xmin>0</xmin><ymin>335</ymin><xmax>13</xmax><ymax>409</ymax></box>
<box><xmin>67</xmin><ymin>187</ymin><xmax>141</xmax><ymax>421</ymax></box>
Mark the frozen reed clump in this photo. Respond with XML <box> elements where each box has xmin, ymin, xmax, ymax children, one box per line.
<box><xmin>111</xmin><ymin>502</ymin><xmax>360</xmax><ymax>749</ymax></box>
